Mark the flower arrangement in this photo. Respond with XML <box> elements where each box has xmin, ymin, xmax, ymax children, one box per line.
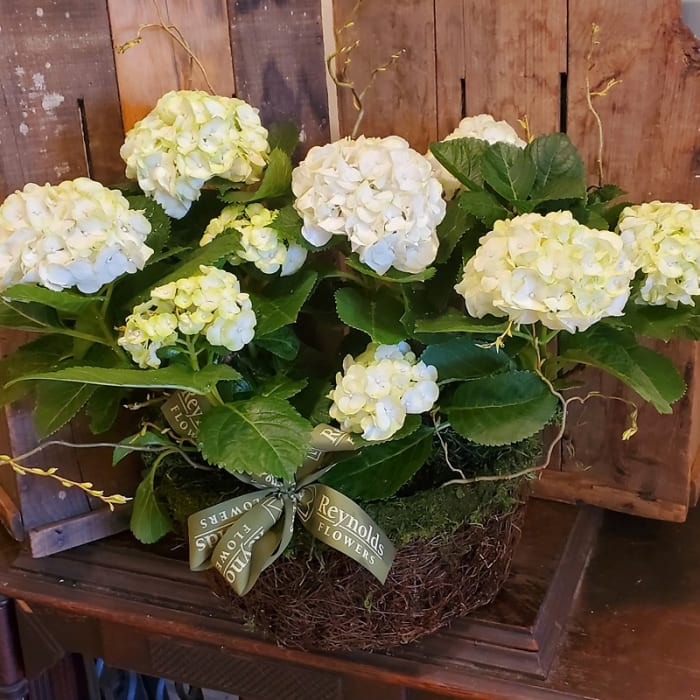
<box><xmin>1</xmin><ymin>86</ymin><xmax>699</xmax><ymax>646</ymax></box>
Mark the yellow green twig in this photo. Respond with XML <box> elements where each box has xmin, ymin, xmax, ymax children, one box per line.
<box><xmin>115</xmin><ymin>0</ymin><xmax>215</xmax><ymax>94</ymax></box>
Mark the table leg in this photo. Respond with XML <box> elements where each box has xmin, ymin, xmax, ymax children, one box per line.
<box><xmin>0</xmin><ymin>596</ymin><xmax>27</xmax><ymax>700</ymax></box>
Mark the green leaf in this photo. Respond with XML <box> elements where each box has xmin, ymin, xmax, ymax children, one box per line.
<box><xmin>33</xmin><ymin>381</ymin><xmax>96</xmax><ymax>438</ymax></box>
<box><xmin>0</xmin><ymin>298</ymin><xmax>61</xmax><ymax>332</ymax></box>
<box><xmin>320</xmin><ymin>426</ymin><xmax>434</xmax><ymax>500</ymax></box>
<box><xmin>86</xmin><ymin>386</ymin><xmax>126</xmax><ymax>434</ymax></box>
<box><xmin>221</xmin><ymin>149</ymin><xmax>292</xmax><ymax>204</ymax></box>
<box><xmin>435</xmin><ymin>197</ymin><xmax>475</xmax><ymax>263</ymax></box>
<box><xmin>480</xmin><ymin>142</ymin><xmax>536</xmax><ymax>202</ymax></box>
<box><xmin>268</xmin><ymin>204</ymin><xmax>304</xmax><ymax>244</ymax></box>
<box><xmin>457</xmin><ymin>189</ymin><xmax>509</xmax><ymax>228</ymax></box>
<box><xmin>250</xmin><ymin>270</ymin><xmax>317</xmax><ymax>336</ymax></box>
<box><xmin>198</xmin><ymin>398</ymin><xmax>312</xmax><ymax>479</ymax></box>
<box><xmin>2</xmin><ymin>285</ymin><xmax>99</xmax><ymax>315</ymax></box>
<box><xmin>609</xmin><ymin>302</ymin><xmax>700</xmax><ymax>341</ymax></box>
<box><xmin>130</xmin><ymin>469</ymin><xmax>173</xmax><ymax>544</ymax></box>
<box><xmin>126</xmin><ymin>195</ymin><xmax>171</xmax><ymax>259</ymax></box>
<box><xmin>446</xmin><ymin>370</ymin><xmax>558</xmax><ymax>445</ymax></box>
<box><xmin>10</xmin><ymin>364</ymin><xmax>241</xmax><ymax>394</ymax></box>
<box><xmin>0</xmin><ymin>335</ymin><xmax>73</xmax><ymax>406</ymax></box>
<box><xmin>140</xmin><ymin>233</ymin><xmax>239</xmax><ymax>298</ymax></box>
<box><xmin>414</xmin><ymin>307</ymin><xmax>508</xmax><ymax>335</ymax></box>
<box><xmin>344</xmin><ymin>256</ymin><xmax>436</xmax><ymax>283</ymax></box>
<box><xmin>526</xmin><ymin>133</ymin><xmax>586</xmax><ymax>201</ymax></box>
<box><xmin>267</xmin><ymin>122</ymin><xmax>300</xmax><ymax>157</ymax></box>
<box><xmin>257</xmin><ymin>376</ymin><xmax>308</xmax><ymax>400</ymax></box>
<box><xmin>254</xmin><ymin>325</ymin><xmax>300</xmax><ymax>360</ymax></box>
<box><xmin>429</xmin><ymin>137</ymin><xmax>488</xmax><ymax>188</ymax></box>
<box><xmin>421</xmin><ymin>336</ymin><xmax>512</xmax><ymax>382</ymax></box>
<box><xmin>557</xmin><ymin>325</ymin><xmax>685</xmax><ymax>413</ymax></box>
<box><xmin>113</xmin><ymin>430</ymin><xmax>175</xmax><ymax>465</ymax></box>
<box><xmin>335</xmin><ymin>287</ymin><xmax>407</xmax><ymax>343</ymax></box>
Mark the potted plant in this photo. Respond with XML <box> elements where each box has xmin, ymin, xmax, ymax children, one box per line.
<box><xmin>0</xmin><ymin>89</ymin><xmax>697</xmax><ymax>650</ymax></box>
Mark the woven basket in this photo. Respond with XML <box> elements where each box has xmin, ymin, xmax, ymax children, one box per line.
<box><xmin>205</xmin><ymin>482</ymin><xmax>528</xmax><ymax>652</ymax></box>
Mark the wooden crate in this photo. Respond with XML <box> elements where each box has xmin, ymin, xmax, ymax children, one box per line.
<box><xmin>0</xmin><ymin>0</ymin><xmax>698</xmax><ymax>535</ymax></box>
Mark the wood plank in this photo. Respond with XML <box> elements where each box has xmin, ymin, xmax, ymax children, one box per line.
<box><xmin>332</xmin><ymin>0</ymin><xmax>437</xmax><ymax>151</ymax></box>
<box><xmin>461</xmin><ymin>0</ymin><xmax>567</xmax><ymax>135</ymax></box>
<box><xmin>229</xmin><ymin>0</ymin><xmax>330</xmax><ymax>154</ymax></box>
<box><xmin>108</xmin><ymin>0</ymin><xmax>236</xmax><ymax>132</ymax></box>
<box><xmin>0</xmin><ymin>0</ymin><xmax>124</xmax><ymax>192</ymax></box>
<box><xmin>435</xmin><ymin>0</ymin><xmax>466</xmax><ymax>138</ymax></box>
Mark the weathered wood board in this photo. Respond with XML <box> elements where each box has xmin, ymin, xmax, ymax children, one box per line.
<box><xmin>0</xmin><ymin>0</ymin><xmax>698</xmax><ymax>536</ymax></box>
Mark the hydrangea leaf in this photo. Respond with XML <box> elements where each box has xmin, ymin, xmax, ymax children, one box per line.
<box><xmin>198</xmin><ymin>398</ymin><xmax>312</xmax><ymax>479</ymax></box>
<box><xmin>9</xmin><ymin>364</ymin><xmax>241</xmax><ymax>394</ymax></box>
<box><xmin>429</xmin><ymin>137</ymin><xmax>488</xmax><ymax>188</ymax></box>
<box><xmin>435</xmin><ymin>197</ymin><xmax>476</xmax><ymax>263</ymax></box>
<box><xmin>335</xmin><ymin>287</ymin><xmax>407</xmax><ymax>344</ymax></box>
<box><xmin>126</xmin><ymin>195</ymin><xmax>171</xmax><ymax>259</ymax></box>
<box><xmin>113</xmin><ymin>430</ymin><xmax>176</xmax><ymax>466</ymax></box>
<box><xmin>446</xmin><ymin>370</ymin><xmax>558</xmax><ymax>445</ymax></box>
<box><xmin>250</xmin><ymin>270</ymin><xmax>317</xmax><ymax>336</ymax></box>
<box><xmin>480</xmin><ymin>142</ymin><xmax>536</xmax><ymax>202</ymax></box>
<box><xmin>414</xmin><ymin>307</ymin><xmax>508</xmax><ymax>335</ymax></box>
<box><xmin>0</xmin><ymin>298</ymin><xmax>61</xmax><ymax>331</ymax></box>
<box><xmin>526</xmin><ymin>133</ymin><xmax>586</xmax><ymax>202</ymax></box>
<box><xmin>130</xmin><ymin>467</ymin><xmax>173</xmax><ymax>544</ymax></box>
<box><xmin>320</xmin><ymin>426</ymin><xmax>434</xmax><ymax>500</ymax></box>
<box><xmin>2</xmin><ymin>285</ymin><xmax>100</xmax><ymax>315</ymax></box>
<box><xmin>268</xmin><ymin>204</ymin><xmax>304</xmax><ymax>245</ymax></box>
<box><xmin>221</xmin><ymin>148</ymin><xmax>292</xmax><ymax>204</ymax></box>
<box><xmin>34</xmin><ymin>381</ymin><xmax>97</xmax><ymax>438</ymax></box>
<box><xmin>254</xmin><ymin>325</ymin><xmax>300</xmax><ymax>360</ymax></box>
<box><xmin>257</xmin><ymin>376</ymin><xmax>308</xmax><ymax>401</ymax></box>
<box><xmin>266</xmin><ymin>122</ymin><xmax>300</xmax><ymax>157</ymax></box>
<box><xmin>421</xmin><ymin>337</ymin><xmax>512</xmax><ymax>382</ymax></box>
<box><xmin>557</xmin><ymin>325</ymin><xmax>685</xmax><ymax>413</ymax></box>
<box><xmin>0</xmin><ymin>335</ymin><xmax>73</xmax><ymax>407</ymax></box>
<box><xmin>86</xmin><ymin>387</ymin><xmax>127</xmax><ymax>434</ymax></box>
<box><xmin>608</xmin><ymin>302</ymin><xmax>700</xmax><ymax>341</ymax></box>
<box><xmin>344</xmin><ymin>256</ymin><xmax>436</xmax><ymax>283</ymax></box>
<box><xmin>456</xmin><ymin>189</ymin><xmax>509</xmax><ymax>229</ymax></box>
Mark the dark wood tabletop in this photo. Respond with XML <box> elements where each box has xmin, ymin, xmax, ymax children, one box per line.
<box><xmin>1</xmin><ymin>497</ymin><xmax>699</xmax><ymax>700</ymax></box>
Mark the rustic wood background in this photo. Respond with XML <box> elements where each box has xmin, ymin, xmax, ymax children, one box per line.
<box><xmin>0</xmin><ymin>0</ymin><xmax>699</xmax><ymax>521</ymax></box>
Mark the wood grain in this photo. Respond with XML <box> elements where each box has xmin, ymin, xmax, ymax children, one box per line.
<box><xmin>108</xmin><ymin>0</ymin><xmax>236</xmax><ymax>132</ymax></box>
<box><xmin>332</xmin><ymin>0</ymin><xmax>437</xmax><ymax>151</ymax></box>
<box><xmin>434</xmin><ymin>0</ymin><xmax>466</xmax><ymax>138</ymax></box>
<box><xmin>547</xmin><ymin>0</ymin><xmax>700</xmax><ymax>521</ymax></box>
<box><xmin>461</xmin><ymin>0</ymin><xmax>567</xmax><ymax>136</ymax></box>
<box><xmin>0</xmin><ymin>0</ymin><xmax>124</xmax><ymax>195</ymax></box>
<box><xmin>229</xmin><ymin>0</ymin><xmax>330</xmax><ymax>154</ymax></box>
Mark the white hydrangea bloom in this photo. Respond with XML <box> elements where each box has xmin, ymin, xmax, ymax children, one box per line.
<box><xmin>121</xmin><ymin>90</ymin><xmax>269</xmax><ymax>219</ymax></box>
<box><xmin>328</xmin><ymin>341</ymin><xmax>439</xmax><ymax>441</ymax></box>
<box><xmin>0</xmin><ymin>178</ymin><xmax>153</xmax><ymax>293</ymax></box>
<box><xmin>455</xmin><ymin>211</ymin><xmax>636</xmax><ymax>333</ymax></box>
<box><xmin>292</xmin><ymin>135</ymin><xmax>446</xmax><ymax>275</ymax></box>
<box><xmin>427</xmin><ymin>114</ymin><xmax>526</xmax><ymax>199</ymax></box>
<box><xmin>617</xmin><ymin>201</ymin><xmax>700</xmax><ymax>307</ymax></box>
<box><xmin>200</xmin><ymin>203</ymin><xmax>307</xmax><ymax>276</ymax></box>
<box><xmin>118</xmin><ymin>265</ymin><xmax>256</xmax><ymax>368</ymax></box>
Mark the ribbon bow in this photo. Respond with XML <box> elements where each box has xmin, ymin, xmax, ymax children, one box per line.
<box><xmin>188</xmin><ymin>425</ymin><xmax>396</xmax><ymax>595</ymax></box>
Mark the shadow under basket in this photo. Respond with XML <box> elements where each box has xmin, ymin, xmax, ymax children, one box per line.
<box><xmin>205</xmin><ymin>482</ymin><xmax>528</xmax><ymax>652</ymax></box>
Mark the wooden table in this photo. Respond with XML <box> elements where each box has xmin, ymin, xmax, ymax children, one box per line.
<box><xmin>1</xmin><ymin>498</ymin><xmax>699</xmax><ymax>700</ymax></box>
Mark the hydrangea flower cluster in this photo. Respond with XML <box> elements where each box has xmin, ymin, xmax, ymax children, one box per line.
<box><xmin>291</xmin><ymin>135</ymin><xmax>446</xmax><ymax>275</ymax></box>
<box><xmin>121</xmin><ymin>90</ymin><xmax>269</xmax><ymax>219</ymax></box>
<box><xmin>118</xmin><ymin>265</ymin><xmax>256</xmax><ymax>368</ymax></box>
<box><xmin>617</xmin><ymin>201</ymin><xmax>700</xmax><ymax>307</ymax></box>
<box><xmin>0</xmin><ymin>177</ymin><xmax>153</xmax><ymax>293</ymax></box>
<box><xmin>200</xmin><ymin>203</ymin><xmax>307</xmax><ymax>276</ymax></box>
<box><xmin>427</xmin><ymin>114</ymin><xmax>526</xmax><ymax>199</ymax></box>
<box><xmin>455</xmin><ymin>211</ymin><xmax>636</xmax><ymax>333</ymax></box>
<box><xmin>328</xmin><ymin>342</ymin><xmax>439</xmax><ymax>441</ymax></box>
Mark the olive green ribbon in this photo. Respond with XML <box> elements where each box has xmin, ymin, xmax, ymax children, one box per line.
<box><xmin>188</xmin><ymin>425</ymin><xmax>396</xmax><ymax>595</ymax></box>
